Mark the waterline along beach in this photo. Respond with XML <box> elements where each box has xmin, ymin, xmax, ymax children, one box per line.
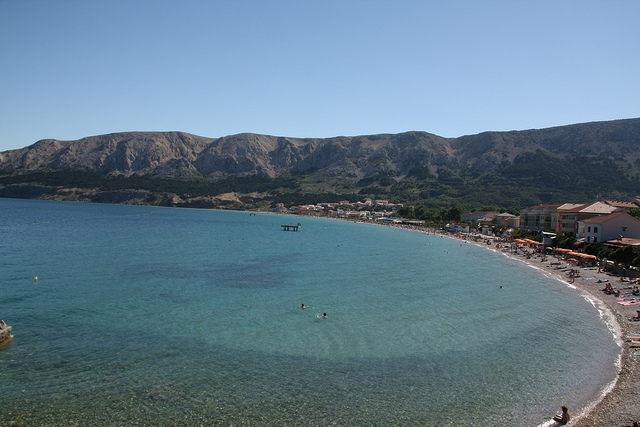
<box><xmin>478</xmin><ymin>237</ymin><xmax>640</xmax><ymax>426</ymax></box>
<box><xmin>384</xmin><ymin>221</ymin><xmax>640</xmax><ymax>426</ymax></box>
<box><xmin>0</xmin><ymin>198</ymin><xmax>636</xmax><ymax>425</ymax></box>
<box><xmin>3</xmin><ymin>3</ymin><xmax>639</xmax><ymax>425</ymax></box>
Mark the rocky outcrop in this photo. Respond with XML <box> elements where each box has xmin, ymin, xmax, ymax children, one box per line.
<box><xmin>1</xmin><ymin>118</ymin><xmax>639</xmax><ymax>184</ymax></box>
<box><xmin>0</xmin><ymin>131</ymin><xmax>213</xmax><ymax>176</ymax></box>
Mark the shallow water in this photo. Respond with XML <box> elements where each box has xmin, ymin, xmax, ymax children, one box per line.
<box><xmin>0</xmin><ymin>199</ymin><xmax>620</xmax><ymax>425</ymax></box>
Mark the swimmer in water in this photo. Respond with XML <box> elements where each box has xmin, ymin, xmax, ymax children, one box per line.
<box><xmin>301</xmin><ymin>303</ymin><xmax>308</xmax><ymax>309</ymax></box>
<box><xmin>323</xmin><ymin>313</ymin><xmax>327</xmax><ymax>318</ymax></box>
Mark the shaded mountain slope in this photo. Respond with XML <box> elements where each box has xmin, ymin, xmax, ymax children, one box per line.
<box><xmin>1</xmin><ymin>118</ymin><xmax>639</xmax><ymax>208</ymax></box>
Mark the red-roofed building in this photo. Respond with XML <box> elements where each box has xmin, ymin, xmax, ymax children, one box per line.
<box><xmin>578</xmin><ymin>212</ymin><xmax>640</xmax><ymax>243</ymax></box>
<box><xmin>494</xmin><ymin>212</ymin><xmax>520</xmax><ymax>228</ymax></box>
<box><xmin>558</xmin><ymin>202</ymin><xmax>620</xmax><ymax>234</ymax></box>
<box><xmin>520</xmin><ymin>204</ymin><xmax>562</xmax><ymax>231</ymax></box>
<box><xmin>603</xmin><ymin>200</ymin><xmax>639</xmax><ymax>211</ymax></box>
<box><xmin>602</xmin><ymin>237</ymin><xmax>640</xmax><ymax>249</ymax></box>
<box><xmin>555</xmin><ymin>203</ymin><xmax>587</xmax><ymax>233</ymax></box>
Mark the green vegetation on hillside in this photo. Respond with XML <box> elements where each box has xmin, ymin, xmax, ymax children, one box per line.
<box><xmin>1</xmin><ymin>147</ymin><xmax>639</xmax><ymax>213</ymax></box>
<box><xmin>356</xmin><ymin>151</ymin><xmax>639</xmax><ymax>210</ymax></box>
<box><xmin>2</xmin><ymin>118</ymin><xmax>640</xmax><ymax>212</ymax></box>
<box><xmin>0</xmin><ymin>168</ymin><xmax>298</xmax><ymax>197</ymax></box>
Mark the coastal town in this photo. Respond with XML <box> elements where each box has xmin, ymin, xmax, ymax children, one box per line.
<box><xmin>451</xmin><ymin>215</ymin><xmax>640</xmax><ymax>427</ymax></box>
<box><xmin>274</xmin><ymin>198</ymin><xmax>404</xmax><ymax>220</ymax></box>
<box><xmin>456</xmin><ymin>226</ymin><xmax>640</xmax><ymax>427</ymax></box>
<box><xmin>281</xmin><ymin>197</ymin><xmax>640</xmax><ymax>253</ymax></box>
<box><xmin>283</xmin><ymin>195</ymin><xmax>640</xmax><ymax>426</ymax></box>
<box><xmin>278</xmin><ymin>196</ymin><xmax>640</xmax><ymax>427</ymax></box>
<box><xmin>2</xmin><ymin>0</ymin><xmax>638</xmax><ymax>424</ymax></box>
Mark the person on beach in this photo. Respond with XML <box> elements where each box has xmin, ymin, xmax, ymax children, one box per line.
<box><xmin>0</xmin><ymin>320</ymin><xmax>5</xmax><ymax>330</ymax></box>
<box><xmin>552</xmin><ymin>405</ymin><xmax>570</xmax><ymax>424</ymax></box>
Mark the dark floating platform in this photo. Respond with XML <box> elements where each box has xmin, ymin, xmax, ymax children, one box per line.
<box><xmin>281</xmin><ymin>224</ymin><xmax>300</xmax><ymax>231</ymax></box>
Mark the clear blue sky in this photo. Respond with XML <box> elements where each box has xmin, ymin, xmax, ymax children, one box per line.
<box><xmin>1</xmin><ymin>0</ymin><xmax>639</xmax><ymax>152</ymax></box>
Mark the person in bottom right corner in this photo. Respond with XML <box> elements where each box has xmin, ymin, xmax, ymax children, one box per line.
<box><xmin>553</xmin><ymin>405</ymin><xmax>570</xmax><ymax>424</ymax></box>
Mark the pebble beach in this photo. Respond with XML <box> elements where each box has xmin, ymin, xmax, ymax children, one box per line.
<box><xmin>487</xmin><ymin>238</ymin><xmax>640</xmax><ymax>426</ymax></box>
<box><xmin>366</xmin><ymin>220</ymin><xmax>640</xmax><ymax>425</ymax></box>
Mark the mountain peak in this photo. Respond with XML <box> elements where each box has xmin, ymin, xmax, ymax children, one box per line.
<box><xmin>1</xmin><ymin>118</ymin><xmax>639</xmax><ymax>207</ymax></box>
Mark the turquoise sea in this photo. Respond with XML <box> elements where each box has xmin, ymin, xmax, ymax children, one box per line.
<box><xmin>0</xmin><ymin>198</ymin><xmax>620</xmax><ymax>426</ymax></box>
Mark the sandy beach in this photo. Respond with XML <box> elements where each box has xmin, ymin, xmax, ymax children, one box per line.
<box><xmin>478</xmin><ymin>236</ymin><xmax>640</xmax><ymax>426</ymax></box>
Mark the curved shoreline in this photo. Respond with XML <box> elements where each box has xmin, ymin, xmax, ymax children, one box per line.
<box><xmin>283</xmin><ymin>215</ymin><xmax>640</xmax><ymax>425</ymax></box>
<box><xmin>457</xmin><ymin>233</ymin><xmax>640</xmax><ymax>426</ymax></box>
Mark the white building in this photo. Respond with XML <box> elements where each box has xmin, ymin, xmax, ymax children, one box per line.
<box><xmin>578</xmin><ymin>212</ymin><xmax>640</xmax><ymax>243</ymax></box>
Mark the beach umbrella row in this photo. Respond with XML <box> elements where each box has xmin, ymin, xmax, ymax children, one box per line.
<box><xmin>552</xmin><ymin>248</ymin><xmax>597</xmax><ymax>262</ymax></box>
<box><xmin>567</xmin><ymin>252</ymin><xmax>597</xmax><ymax>260</ymax></box>
<box><xmin>514</xmin><ymin>238</ymin><xmax>542</xmax><ymax>245</ymax></box>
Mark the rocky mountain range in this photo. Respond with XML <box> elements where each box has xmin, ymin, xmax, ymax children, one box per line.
<box><xmin>1</xmin><ymin>118</ymin><xmax>639</xmax><ymax>209</ymax></box>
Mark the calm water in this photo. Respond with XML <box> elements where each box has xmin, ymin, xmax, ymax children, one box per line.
<box><xmin>0</xmin><ymin>198</ymin><xmax>620</xmax><ymax>426</ymax></box>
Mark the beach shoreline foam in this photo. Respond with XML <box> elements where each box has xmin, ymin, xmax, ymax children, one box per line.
<box><xmin>281</xmin><ymin>215</ymin><xmax>640</xmax><ymax>425</ymax></box>
<box><xmin>462</xmin><ymin>233</ymin><xmax>640</xmax><ymax>426</ymax></box>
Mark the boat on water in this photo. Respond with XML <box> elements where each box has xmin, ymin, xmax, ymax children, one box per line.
<box><xmin>0</xmin><ymin>321</ymin><xmax>13</xmax><ymax>348</ymax></box>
